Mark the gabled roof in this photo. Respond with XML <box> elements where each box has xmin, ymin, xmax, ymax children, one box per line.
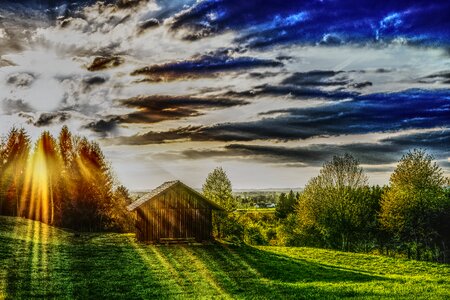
<box><xmin>127</xmin><ymin>180</ymin><xmax>224</xmax><ymax>211</ymax></box>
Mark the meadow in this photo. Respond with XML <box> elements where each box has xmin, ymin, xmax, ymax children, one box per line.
<box><xmin>1</xmin><ymin>216</ymin><xmax>450</xmax><ymax>299</ymax></box>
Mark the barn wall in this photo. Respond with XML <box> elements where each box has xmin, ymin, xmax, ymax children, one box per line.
<box><xmin>135</xmin><ymin>184</ymin><xmax>213</xmax><ymax>242</ymax></box>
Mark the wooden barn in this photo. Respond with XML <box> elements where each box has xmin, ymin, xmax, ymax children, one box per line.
<box><xmin>127</xmin><ymin>180</ymin><xmax>223</xmax><ymax>243</ymax></box>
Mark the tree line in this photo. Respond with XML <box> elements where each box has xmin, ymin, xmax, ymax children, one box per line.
<box><xmin>0</xmin><ymin>127</ymin><xmax>132</xmax><ymax>231</ymax></box>
<box><xmin>203</xmin><ymin>151</ymin><xmax>450</xmax><ymax>263</ymax></box>
<box><xmin>1</xmin><ymin>126</ymin><xmax>448</xmax><ymax>262</ymax></box>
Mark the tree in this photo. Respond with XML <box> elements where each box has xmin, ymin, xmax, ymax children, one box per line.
<box><xmin>203</xmin><ymin>167</ymin><xmax>235</xmax><ymax>239</ymax></box>
<box><xmin>202</xmin><ymin>167</ymin><xmax>235</xmax><ymax>210</ymax></box>
<box><xmin>297</xmin><ymin>154</ymin><xmax>375</xmax><ymax>251</ymax></box>
<box><xmin>275</xmin><ymin>190</ymin><xmax>298</xmax><ymax>219</ymax></box>
<box><xmin>20</xmin><ymin>131</ymin><xmax>63</xmax><ymax>224</ymax></box>
<box><xmin>58</xmin><ymin>125</ymin><xmax>74</xmax><ymax>167</ymax></box>
<box><xmin>66</xmin><ymin>137</ymin><xmax>116</xmax><ymax>231</ymax></box>
<box><xmin>0</xmin><ymin>126</ymin><xmax>129</xmax><ymax>232</ymax></box>
<box><xmin>380</xmin><ymin>149</ymin><xmax>449</xmax><ymax>261</ymax></box>
<box><xmin>111</xmin><ymin>185</ymin><xmax>134</xmax><ymax>232</ymax></box>
<box><xmin>0</xmin><ymin>128</ymin><xmax>30</xmax><ymax>216</ymax></box>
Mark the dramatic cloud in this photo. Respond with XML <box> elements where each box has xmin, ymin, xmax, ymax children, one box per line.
<box><xmin>113</xmin><ymin>89</ymin><xmax>450</xmax><ymax>145</ymax></box>
<box><xmin>137</xmin><ymin>18</ymin><xmax>160</xmax><ymax>31</ymax></box>
<box><xmin>87</xmin><ymin>56</ymin><xmax>124</xmax><ymax>71</ymax></box>
<box><xmin>280</xmin><ymin>71</ymin><xmax>347</xmax><ymax>87</ymax></box>
<box><xmin>1</xmin><ymin>0</ymin><xmax>449</xmax><ymax>189</ymax></box>
<box><xmin>223</xmin><ymin>84</ymin><xmax>358</xmax><ymax>101</ymax></box>
<box><xmin>179</xmin><ymin>129</ymin><xmax>450</xmax><ymax>167</ymax></box>
<box><xmin>34</xmin><ymin>112</ymin><xmax>71</xmax><ymax>127</ymax></box>
<box><xmin>131</xmin><ymin>53</ymin><xmax>283</xmax><ymax>81</ymax></box>
<box><xmin>84</xmin><ymin>94</ymin><xmax>249</xmax><ymax>136</ymax></box>
<box><xmin>84</xmin><ymin>117</ymin><xmax>121</xmax><ymax>137</ymax></box>
<box><xmin>420</xmin><ymin>71</ymin><xmax>450</xmax><ymax>84</ymax></box>
<box><xmin>110</xmin><ymin>125</ymin><xmax>203</xmax><ymax>144</ymax></box>
<box><xmin>169</xmin><ymin>0</ymin><xmax>450</xmax><ymax>48</ymax></box>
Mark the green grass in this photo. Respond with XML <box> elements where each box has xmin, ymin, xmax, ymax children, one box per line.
<box><xmin>1</xmin><ymin>216</ymin><xmax>449</xmax><ymax>299</ymax></box>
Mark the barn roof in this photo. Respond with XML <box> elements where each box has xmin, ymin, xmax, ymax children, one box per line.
<box><xmin>127</xmin><ymin>180</ymin><xmax>224</xmax><ymax>211</ymax></box>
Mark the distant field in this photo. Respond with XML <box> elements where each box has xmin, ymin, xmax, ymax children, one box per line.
<box><xmin>1</xmin><ymin>216</ymin><xmax>449</xmax><ymax>299</ymax></box>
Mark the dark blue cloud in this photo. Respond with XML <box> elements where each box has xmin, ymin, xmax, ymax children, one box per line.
<box><xmin>179</xmin><ymin>129</ymin><xmax>450</xmax><ymax>167</ymax></box>
<box><xmin>114</xmin><ymin>89</ymin><xmax>450</xmax><ymax>144</ymax></box>
<box><xmin>224</xmin><ymin>84</ymin><xmax>358</xmax><ymax>101</ymax></box>
<box><xmin>169</xmin><ymin>0</ymin><xmax>450</xmax><ymax>47</ymax></box>
<box><xmin>281</xmin><ymin>71</ymin><xmax>348</xmax><ymax>87</ymax></box>
<box><xmin>131</xmin><ymin>53</ymin><xmax>283</xmax><ymax>80</ymax></box>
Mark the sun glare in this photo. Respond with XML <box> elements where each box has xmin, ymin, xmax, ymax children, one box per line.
<box><xmin>21</xmin><ymin>140</ymin><xmax>52</xmax><ymax>224</ymax></box>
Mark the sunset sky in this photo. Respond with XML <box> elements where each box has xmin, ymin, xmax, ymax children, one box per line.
<box><xmin>0</xmin><ymin>0</ymin><xmax>449</xmax><ymax>190</ymax></box>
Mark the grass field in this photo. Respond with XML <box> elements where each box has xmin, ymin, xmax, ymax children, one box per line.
<box><xmin>1</xmin><ymin>216</ymin><xmax>450</xmax><ymax>299</ymax></box>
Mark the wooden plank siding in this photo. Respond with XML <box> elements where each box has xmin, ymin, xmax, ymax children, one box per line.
<box><xmin>133</xmin><ymin>182</ymin><xmax>216</xmax><ymax>242</ymax></box>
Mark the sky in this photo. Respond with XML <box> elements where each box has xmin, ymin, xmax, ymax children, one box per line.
<box><xmin>0</xmin><ymin>0</ymin><xmax>449</xmax><ymax>190</ymax></box>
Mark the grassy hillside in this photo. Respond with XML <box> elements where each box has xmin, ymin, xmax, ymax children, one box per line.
<box><xmin>1</xmin><ymin>216</ymin><xmax>449</xmax><ymax>299</ymax></box>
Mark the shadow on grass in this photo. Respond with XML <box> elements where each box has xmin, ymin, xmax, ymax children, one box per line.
<box><xmin>2</xmin><ymin>219</ymin><xmax>75</xmax><ymax>299</ymax></box>
<box><xmin>1</xmin><ymin>217</ymin><xmax>393</xmax><ymax>299</ymax></box>
<box><xmin>1</xmin><ymin>220</ymin><xmax>171</xmax><ymax>299</ymax></box>
<box><xmin>184</xmin><ymin>243</ymin><xmax>389</xmax><ymax>299</ymax></box>
<box><xmin>4</xmin><ymin>220</ymin><xmax>38</xmax><ymax>298</ymax></box>
<box><xmin>228</xmin><ymin>244</ymin><xmax>385</xmax><ymax>283</ymax></box>
<box><xmin>67</xmin><ymin>234</ymin><xmax>177</xmax><ymax>299</ymax></box>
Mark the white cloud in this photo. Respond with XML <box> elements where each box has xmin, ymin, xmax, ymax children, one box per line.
<box><xmin>1</xmin><ymin>1</ymin><xmax>449</xmax><ymax>189</ymax></box>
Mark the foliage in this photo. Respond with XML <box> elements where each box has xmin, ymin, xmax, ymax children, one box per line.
<box><xmin>297</xmin><ymin>154</ymin><xmax>379</xmax><ymax>251</ymax></box>
<box><xmin>277</xmin><ymin>213</ymin><xmax>304</xmax><ymax>246</ymax></box>
<box><xmin>203</xmin><ymin>167</ymin><xmax>237</xmax><ymax>239</ymax></box>
<box><xmin>275</xmin><ymin>190</ymin><xmax>298</xmax><ymax>219</ymax></box>
<box><xmin>2</xmin><ymin>216</ymin><xmax>450</xmax><ymax>299</ymax></box>
<box><xmin>0</xmin><ymin>128</ymin><xmax>31</xmax><ymax>216</ymax></box>
<box><xmin>202</xmin><ymin>167</ymin><xmax>235</xmax><ymax>210</ymax></box>
<box><xmin>111</xmin><ymin>185</ymin><xmax>134</xmax><ymax>232</ymax></box>
<box><xmin>380</xmin><ymin>149</ymin><xmax>450</xmax><ymax>261</ymax></box>
<box><xmin>0</xmin><ymin>126</ymin><xmax>130</xmax><ymax>232</ymax></box>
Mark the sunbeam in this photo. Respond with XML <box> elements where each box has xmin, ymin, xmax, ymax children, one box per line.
<box><xmin>20</xmin><ymin>133</ymin><xmax>59</xmax><ymax>225</ymax></box>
